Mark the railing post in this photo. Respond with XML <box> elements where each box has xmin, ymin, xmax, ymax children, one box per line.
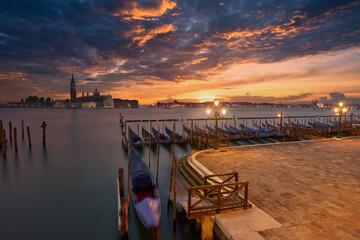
<box><xmin>244</xmin><ymin>184</ymin><xmax>248</xmax><ymax>210</ymax></box>
<box><xmin>217</xmin><ymin>185</ymin><xmax>221</xmax><ymax>214</ymax></box>
<box><xmin>235</xmin><ymin>173</ymin><xmax>238</xmax><ymax>191</ymax></box>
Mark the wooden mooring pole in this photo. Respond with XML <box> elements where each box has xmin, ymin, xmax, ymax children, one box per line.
<box><xmin>0</xmin><ymin>121</ymin><xmax>3</xmax><ymax>149</ymax></box>
<box><xmin>190</xmin><ymin>120</ymin><xmax>194</xmax><ymax>145</ymax></box>
<box><xmin>26</xmin><ymin>126</ymin><xmax>32</xmax><ymax>147</ymax></box>
<box><xmin>118</xmin><ymin>168</ymin><xmax>125</xmax><ymax>199</ymax></box>
<box><xmin>173</xmin><ymin>155</ymin><xmax>178</xmax><ymax>221</ymax></box>
<box><xmin>168</xmin><ymin>152</ymin><xmax>175</xmax><ymax>201</ymax></box>
<box><xmin>120</xmin><ymin>197</ymin><xmax>128</xmax><ymax>238</ymax></box>
<box><xmin>156</xmin><ymin>131</ymin><xmax>160</xmax><ymax>186</ymax></box>
<box><xmin>2</xmin><ymin>130</ymin><xmax>6</xmax><ymax>157</ymax></box>
<box><xmin>118</xmin><ymin>167</ymin><xmax>128</xmax><ymax>237</ymax></box>
<box><xmin>14</xmin><ymin>128</ymin><xmax>18</xmax><ymax>153</ymax></box>
<box><xmin>21</xmin><ymin>120</ymin><xmax>24</xmax><ymax>138</ymax></box>
<box><xmin>9</xmin><ymin>122</ymin><xmax>12</xmax><ymax>140</ymax></box>
<box><xmin>127</xmin><ymin>155</ymin><xmax>131</xmax><ymax>210</ymax></box>
<box><xmin>41</xmin><ymin>121</ymin><xmax>47</xmax><ymax>145</ymax></box>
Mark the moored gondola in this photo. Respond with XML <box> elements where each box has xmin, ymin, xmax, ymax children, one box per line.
<box><xmin>130</xmin><ymin>151</ymin><xmax>161</xmax><ymax>231</ymax></box>
<box><xmin>165</xmin><ymin>126</ymin><xmax>187</xmax><ymax>144</ymax></box>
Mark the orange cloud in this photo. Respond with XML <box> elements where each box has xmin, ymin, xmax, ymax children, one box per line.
<box><xmin>0</xmin><ymin>72</ymin><xmax>28</xmax><ymax>81</ymax></box>
<box><xmin>191</xmin><ymin>57</ymin><xmax>208</xmax><ymax>64</ymax></box>
<box><xmin>199</xmin><ymin>14</ymin><xmax>324</xmax><ymax>52</ymax></box>
<box><xmin>111</xmin><ymin>0</ymin><xmax>176</xmax><ymax>20</ymax></box>
<box><xmin>124</xmin><ymin>23</ymin><xmax>177</xmax><ymax>46</ymax></box>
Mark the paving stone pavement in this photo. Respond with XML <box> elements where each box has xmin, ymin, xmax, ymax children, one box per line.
<box><xmin>195</xmin><ymin>137</ymin><xmax>360</xmax><ymax>240</ymax></box>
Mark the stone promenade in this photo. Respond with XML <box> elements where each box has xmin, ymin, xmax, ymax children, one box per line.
<box><xmin>195</xmin><ymin>137</ymin><xmax>360</xmax><ymax>240</ymax></box>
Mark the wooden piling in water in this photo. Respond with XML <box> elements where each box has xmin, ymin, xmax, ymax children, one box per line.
<box><xmin>41</xmin><ymin>121</ymin><xmax>47</xmax><ymax>145</ymax></box>
<box><xmin>21</xmin><ymin>120</ymin><xmax>24</xmax><ymax>137</ymax></box>
<box><xmin>172</xmin><ymin>121</ymin><xmax>176</xmax><ymax>143</ymax></box>
<box><xmin>148</xmin><ymin>129</ymin><xmax>151</xmax><ymax>170</ymax></box>
<box><xmin>156</xmin><ymin>130</ymin><xmax>160</xmax><ymax>186</ymax></box>
<box><xmin>0</xmin><ymin>121</ymin><xmax>3</xmax><ymax>149</ymax></box>
<box><xmin>127</xmin><ymin>155</ymin><xmax>131</xmax><ymax>210</ymax></box>
<box><xmin>168</xmin><ymin>152</ymin><xmax>175</xmax><ymax>201</ymax></box>
<box><xmin>14</xmin><ymin>127</ymin><xmax>18</xmax><ymax>153</ymax></box>
<box><xmin>9</xmin><ymin>122</ymin><xmax>12</xmax><ymax>140</ymax></box>
<box><xmin>120</xmin><ymin>197</ymin><xmax>128</xmax><ymax>237</ymax></box>
<box><xmin>173</xmin><ymin>155</ymin><xmax>177</xmax><ymax>221</ymax></box>
<box><xmin>265</xmin><ymin>119</ymin><xmax>268</xmax><ymax>137</ymax></box>
<box><xmin>190</xmin><ymin>120</ymin><xmax>194</xmax><ymax>145</ymax></box>
<box><xmin>118</xmin><ymin>168</ymin><xmax>125</xmax><ymax>199</ymax></box>
<box><xmin>27</xmin><ymin>126</ymin><xmax>31</xmax><ymax>147</ymax></box>
<box><xmin>2</xmin><ymin>130</ymin><xmax>6</xmax><ymax>157</ymax></box>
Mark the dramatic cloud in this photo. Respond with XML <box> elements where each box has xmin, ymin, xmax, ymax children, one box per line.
<box><xmin>109</xmin><ymin>0</ymin><xmax>177</xmax><ymax>20</ymax></box>
<box><xmin>0</xmin><ymin>0</ymin><xmax>359</xmax><ymax>103</ymax></box>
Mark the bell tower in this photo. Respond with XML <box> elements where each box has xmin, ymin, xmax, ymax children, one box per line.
<box><xmin>70</xmin><ymin>73</ymin><xmax>76</xmax><ymax>102</ymax></box>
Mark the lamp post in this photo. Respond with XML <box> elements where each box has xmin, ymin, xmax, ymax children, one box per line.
<box><xmin>334</xmin><ymin>102</ymin><xmax>347</xmax><ymax>139</ymax></box>
<box><xmin>206</xmin><ymin>99</ymin><xmax>226</xmax><ymax>150</ymax></box>
<box><xmin>278</xmin><ymin>112</ymin><xmax>283</xmax><ymax>133</ymax></box>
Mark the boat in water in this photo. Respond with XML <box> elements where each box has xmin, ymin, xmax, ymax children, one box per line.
<box><xmin>206</xmin><ymin>125</ymin><xmax>242</xmax><ymax>141</ymax></box>
<box><xmin>128</xmin><ymin>127</ymin><xmax>143</xmax><ymax>147</ymax></box>
<box><xmin>152</xmin><ymin>127</ymin><xmax>172</xmax><ymax>145</ymax></box>
<box><xmin>130</xmin><ymin>151</ymin><xmax>161</xmax><ymax>231</ymax></box>
<box><xmin>165</xmin><ymin>126</ymin><xmax>187</xmax><ymax>144</ymax></box>
<box><xmin>142</xmin><ymin>127</ymin><xmax>157</xmax><ymax>146</ymax></box>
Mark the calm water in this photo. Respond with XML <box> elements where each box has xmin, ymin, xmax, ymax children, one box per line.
<box><xmin>0</xmin><ymin>107</ymin><xmax>358</xmax><ymax>240</ymax></box>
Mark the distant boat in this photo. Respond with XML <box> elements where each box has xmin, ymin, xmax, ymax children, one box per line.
<box><xmin>129</xmin><ymin>127</ymin><xmax>143</xmax><ymax>147</ymax></box>
<box><xmin>165</xmin><ymin>126</ymin><xmax>187</xmax><ymax>144</ymax></box>
<box><xmin>226</xmin><ymin>125</ymin><xmax>255</xmax><ymax>140</ymax></box>
<box><xmin>152</xmin><ymin>127</ymin><xmax>172</xmax><ymax>145</ymax></box>
<box><xmin>130</xmin><ymin>151</ymin><xmax>161</xmax><ymax>231</ymax></box>
<box><xmin>206</xmin><ymin>125</ymin><xmax>242</xmax><ymax>141</ymax></box>
<box><xmin>142</xmin><ymin>127</ymin><xmax>157</xmax><ymax>145</ymax></box>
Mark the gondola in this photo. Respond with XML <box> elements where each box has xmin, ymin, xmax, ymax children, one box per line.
<box><xmin>128</xmin><ymin>127</ymin><xmax>143</xmax><ymax>147</ymax></box>
<box><xmin>205</xmin><ymin>125</ymin><xmax>242</xmax><ymax>141</ymax></box>
<box><xmin>142</xmin><ymin>127</ymin><xmax>157</xmax><ymax>145</ymax></box>
<box><xmin>152</xmin><ymin>127</ymin><xmax>172</xmax><ymax>145</ymax></box>
<box><xmin>130</xmin><ymin>151</ymin><xmax>161</xmax><ymax>231</ymax></box>
<box><xmin>239</xmin><ymin>124</ymin><xmax>267</xmax><ymax>139</ymax></box>
<box><xmin>165</xmin><ymin>126</ymin><xmax>187</xmax><ymax>144</ymax></box>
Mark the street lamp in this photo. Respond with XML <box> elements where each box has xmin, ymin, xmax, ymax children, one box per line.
<box><xmin>206</xmin><ymin>99</ymin><xmax>226</xmax><ymax>150</ymax></box>
<box><xmin>334</xmin><ymin>102</ymin><xmax>347</xmax><ymax>138</ymax></box>
<box><xmin>278</xmin><ymin>112</ymin><xmax>283</xmax><ymax>133</ymax></box>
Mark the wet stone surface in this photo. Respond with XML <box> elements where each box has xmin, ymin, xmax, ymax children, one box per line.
<box><xmin>196</xmin><ymin>137</ymin><xmax>360</xmax><ymax>240</ymax></box>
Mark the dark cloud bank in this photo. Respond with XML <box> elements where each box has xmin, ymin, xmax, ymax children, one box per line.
<box><xmin>0</xmin><ymin>0</ymin><xmax>359</xmax><ymax>102</ymax></box>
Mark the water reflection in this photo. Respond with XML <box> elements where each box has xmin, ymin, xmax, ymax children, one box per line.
<box><xmin>0</xmin><ymin>108</ymin><xmax>358</xmax><ymax>240</ymax></box>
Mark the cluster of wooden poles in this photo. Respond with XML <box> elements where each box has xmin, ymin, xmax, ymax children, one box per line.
<box><xmin>117</xmin><ymin>151</ymin><xmax>179</xmax><ymax>238</ymax></box>
<box><xmin>0</xmin><ymin>120</ymin><xmax>47</xmax><ymax>157</ymax></box>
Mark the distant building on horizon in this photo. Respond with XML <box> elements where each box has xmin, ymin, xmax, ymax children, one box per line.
<box><xmin>57</xmin><ymin>74</ymin><xmax>138</xmax><ymax>109</ymax></box>
<box><xmin>70</xmin><ymin>73</ymin><xmax>77</xmax><ymax>102</ymax></box>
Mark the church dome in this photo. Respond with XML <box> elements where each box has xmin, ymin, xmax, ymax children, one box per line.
<box><xmin>93</xmin><ymin>89</ymin><xmax>100</xmax><ymax>97</ymax></box>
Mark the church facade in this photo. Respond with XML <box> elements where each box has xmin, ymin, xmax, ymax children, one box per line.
<box><xmin>57</xmin><ymin>74</ymin><xmax>138</xmax><ymax>109</ymax></box>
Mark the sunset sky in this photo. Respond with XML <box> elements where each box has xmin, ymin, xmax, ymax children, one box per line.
<box><xmin>0</xmin><ymin>0</ymin><xmax>359</xmax><ymax>104</ymax></box>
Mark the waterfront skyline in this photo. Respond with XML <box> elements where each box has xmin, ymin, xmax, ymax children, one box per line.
<box><xmin>0</xmin><ymin>0</ymin><xmax>360</xmax><ymax>104</ymax></box>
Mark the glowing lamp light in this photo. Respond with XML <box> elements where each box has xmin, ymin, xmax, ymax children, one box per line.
<box><xmin>278</xmin><ymin>113</ymin><xmax>282</xmax><ymax>117</ymax></box>
<box><xmin>339</xmin><ymin>102</ymin><xmax>344</xmax><ymax>107</ymax></box>
<box><xmin>221</xmin><ymin>109</ymin><xmax>227</xmax><ymax>115</ymax></box>
<box><xmin>214</xmin><ymin>99</ymin><xmax>219</xmax><ymax>106</ymax></box>
<box><xmin>334</xmin><ymin>108</ymin><xmax>339</xmax><ymax>112</ymax></box>
<box><xmin>206</xmin><ymin>109</ymin><xmax>212</xmax><ymax>115</ymax></box>
<box><xmin>343</xmin><ymin>108</ymin><xmax>347</xmax><ymax>113</ymax></box>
